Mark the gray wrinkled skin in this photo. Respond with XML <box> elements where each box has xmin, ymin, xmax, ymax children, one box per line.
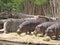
<box><xmin>45</xmin><ymin>22</ymin><xmax>60</xmax><ymax>40</ymax></box>
<box><xmin>17</xmin><ymin>18</ymin><xmax>51</xmax><ymax>34</ymax></box>
<box><xmin>3</xmin><ymin>19</ymin><xmax>26</xmax><ymax>33</ymax></box>
<box><xmin>3</xmin><ymin>18</ymin><xmax>39</xmax><ymax>33</ymax></box>
<box><xmin>33</xmin><ymin>22</ymin><xmax>55</xmax><ymax>35</ymax></box>
<box><xmin>3</xmin><ymin>17</ymin><xmax>53</xmax><ymax>34</ymax></box>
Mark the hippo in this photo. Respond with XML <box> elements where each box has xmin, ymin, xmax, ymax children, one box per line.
<box><xmin>45</xmin><ymin>22</ymin><xmax>60</xmax><ymax>40</ymax></box>
<box><xmin>17</xmin><ymin>21</ymin><xmax>39</xmax><ymax>34</ymax></box>
<box><xmin>33</xmin><ymin>22</ymin><xmax>55</xmax><ymax>35</ymax></box>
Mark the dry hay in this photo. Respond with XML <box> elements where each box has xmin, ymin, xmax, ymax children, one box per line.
<box><xmin>0</xmin><ymin>33</ymin><xmax>59</xmax><ymax>45</ymax></box>
<box><xmin>0</xmin><ymin>33</ymin><xmax>51</xmax><ymax>42</ymax></box>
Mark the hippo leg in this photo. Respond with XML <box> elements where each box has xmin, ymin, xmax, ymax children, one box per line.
<box><xmin>43</xmin><ymin>32</ymin><xmax>45</xmax><ymax>36</ymax></box>
<box><xmin>55</xmin><ymin>31</ymin><xmax>59</xmax><ymax>40</ymax></box>
<box><xmin>44</xmin><ymin>29</ymin><xmax>53</xmax><ymax>39</ymax></box>
<box><xmin>26</xmin><ymin>31</ymin><xmax>28</xmax><ymax>34</ymax></box>
<box><xmin>55</xmin><ymin>35</ymin><xmax>59</xmax><ymax>40</ymax></box>
<box><xmin>42</xmin><ymin>29</ymin><xmax>45</xmax><ymax>36</ymax></box>
<box><xmin>29</xmin><ymin>30</ymin><xmax>31</xmax><ymax>34</ymax></box>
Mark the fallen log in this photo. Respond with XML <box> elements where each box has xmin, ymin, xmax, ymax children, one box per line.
<box><xmin>38</xmin><ymin>15</ymin><xmax>58</xmax><ymax>21</ymax></box>
<box><xmin>0</xmin><ymin>12</ymin><xmax>58</xmax><ymax>21</ymax></box>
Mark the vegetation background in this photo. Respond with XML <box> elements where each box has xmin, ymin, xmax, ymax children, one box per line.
<box><xmin>0</xmin><ymin>0</ymin><xmax>59</xmax><ymax>17</ymax></box>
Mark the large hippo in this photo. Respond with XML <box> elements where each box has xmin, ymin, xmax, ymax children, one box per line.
<box><xmin>45</xmin><ymin>22</ymin><xmax>60</xmax><ymax>40</ymax></box>
<box><xmin>33</xmin><ymin>22</ymin><xmax>55</xmax><ymax>35</ymax></box>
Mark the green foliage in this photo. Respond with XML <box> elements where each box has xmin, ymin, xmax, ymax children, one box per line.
<box><xmin>47</xmin><ymin>14</ymin><xmax>52</xmax><ymax>17</ymax></box>
<box><xmin>11</xmin><ymin>0</ymin><xmax>25</xmax><ymax>12</ymax></box>
<box><xmin>34</xmin><ymin>0</ymin><xmax>49</xmax><ymax>5</ymax></box>
<box><xmin>0</xmin><ymin>0</ymin><xmax>49</xmax><ymax>12</ymax></box>
<box><xmin>3</xmin><ymin>3</ymin><xmax>12</xmax><ymax>9</ymax></box>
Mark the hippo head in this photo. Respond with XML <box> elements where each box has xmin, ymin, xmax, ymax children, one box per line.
<box><xmin>33</xmin><ymin>27</ymin><xmax>41</xmax><ymax>34</ymax></box>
